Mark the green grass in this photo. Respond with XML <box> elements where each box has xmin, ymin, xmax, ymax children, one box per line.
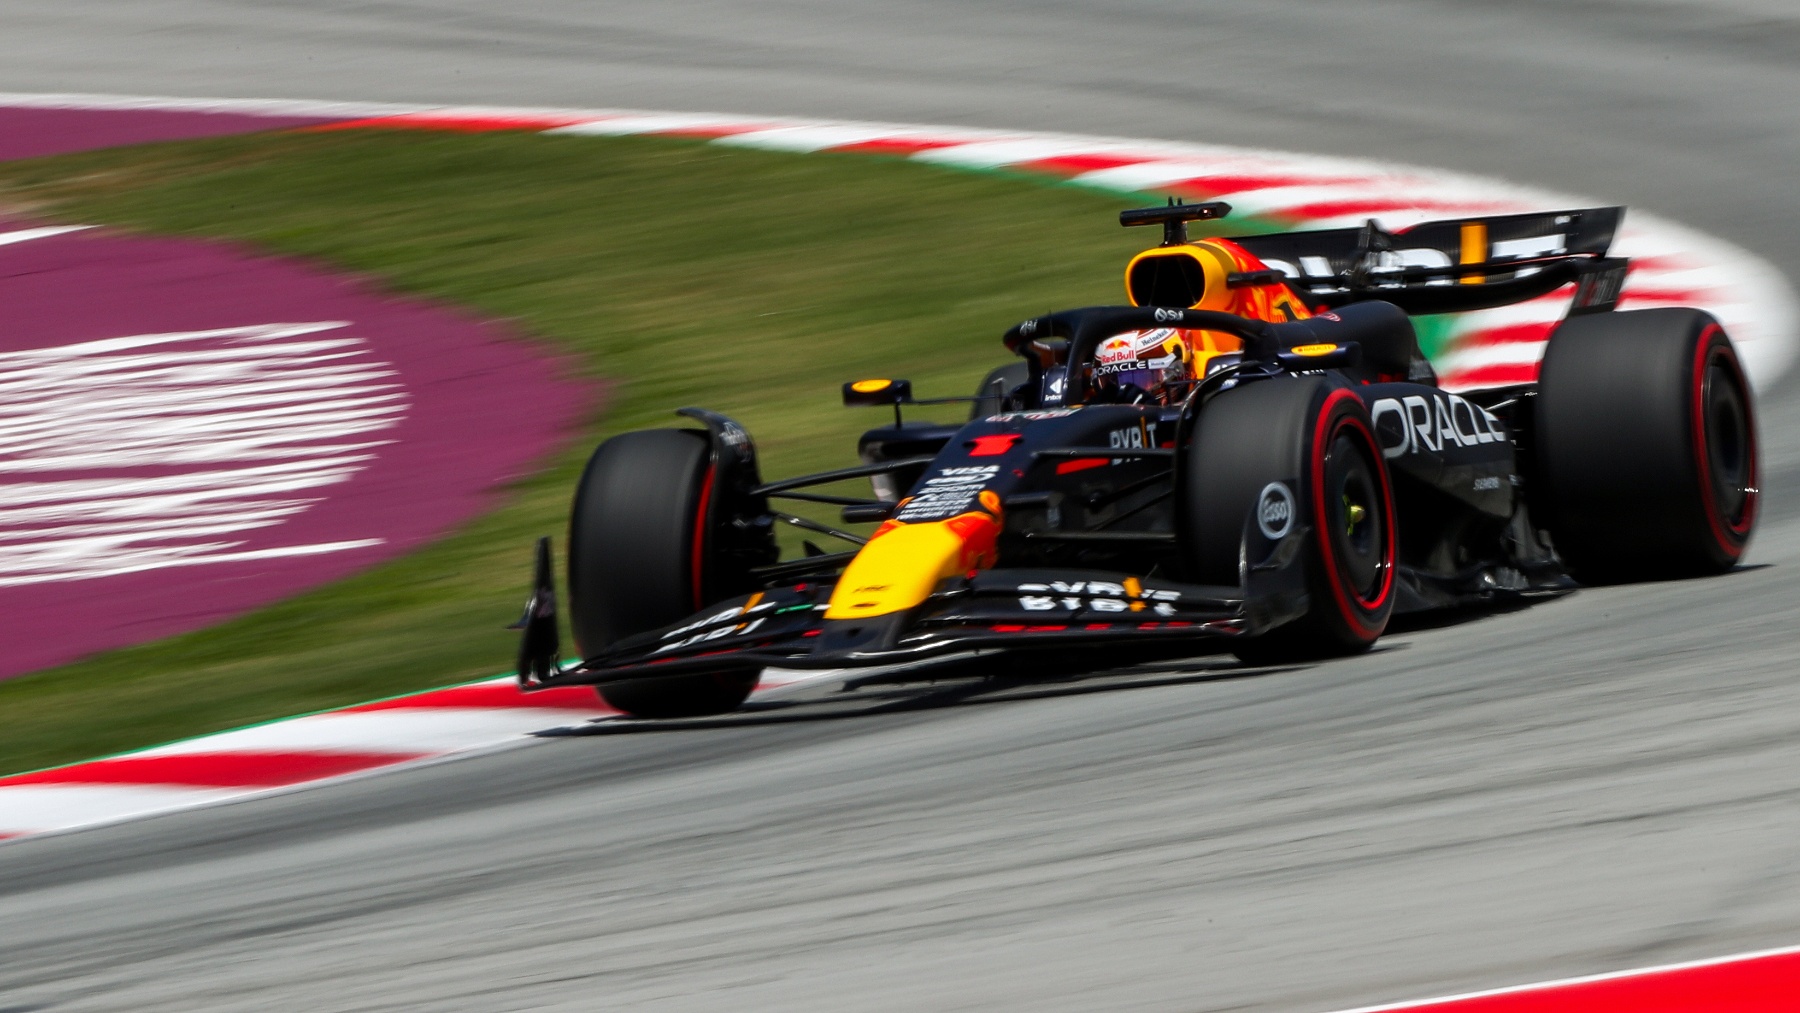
<box><xmin>0</xmin><ymin>128</ymin><xmax>1193</xmax><ymax>775</ymax></box>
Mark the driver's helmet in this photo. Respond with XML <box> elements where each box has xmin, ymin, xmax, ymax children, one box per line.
<box><xmin>1092</xmin><ymin>328</ymin><xmax>1195</xmax><ymax>403</ymax></box>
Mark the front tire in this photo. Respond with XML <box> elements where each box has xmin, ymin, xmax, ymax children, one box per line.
<box><xmin>1534</xmin><ymin>308</ymin><xmax>1758</xmax><ymax>583</ymax></box>
<box><xmin>1184</xmin><ymin>377</ymin><xmax>1397</xmax><ymax>662</ymax></box>
<box><xmin>567</xmin><ymin>429</ymin><xmax>758</xmax><ymax>718</ymax></box>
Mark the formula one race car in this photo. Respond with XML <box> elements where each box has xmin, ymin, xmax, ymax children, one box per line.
<box><xmin>511</xmin><ymin>200</ymin><xmax>1759</xmax><ymax>718</ymax></box>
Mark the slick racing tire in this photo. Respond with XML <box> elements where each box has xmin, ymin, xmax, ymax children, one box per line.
<box><xmin>1184</xmin><ymin>376</ymin><xmax>1397</xmax><ymax>662</ymax></box>
<box><xmin>971</xmin><ymin>361</ymin><xmax>1032</xmax><ymax>421</ymax></box>
<box><xmin>568</xmin><ymin>429</ymin><xmax>758</xmax><ymax>718</ymax></box>
<box><xmin>1534</xmin><ymin>308</ymin><xmax>1758</xmax><ymax>583</ymax></box>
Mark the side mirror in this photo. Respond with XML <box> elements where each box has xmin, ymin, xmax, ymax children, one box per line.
<box><xmin>842</xmin><ymin>378</ymin><xmax>914</xmax><ymax>406</ymax></box>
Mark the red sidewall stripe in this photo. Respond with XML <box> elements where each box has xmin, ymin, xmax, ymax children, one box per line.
<box><xmin>690</xmin><ymin>463</ymin><xmax>716</xmax><ymax>612</ymax></box>
<box><xmin>1691</xmin><ymin>324</ymin><xmax>1758</xmax><ymax>555</ymax></box>
<box><xmin>1311</xmin><ymin>388</ymin><xmax>1397</xmax><ymax>640</ymax></box>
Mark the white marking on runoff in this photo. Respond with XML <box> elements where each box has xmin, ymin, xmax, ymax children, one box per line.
<box><xmin>545</xmin><ymin>113</ymin><xmax>779</xmax><ymax>136</ymax></box>
<box><xmin>0</xmin><ymin>225</ymin><xmax>92</xmax><ymax>246</ymax></box>
<box><xmin>0</xmin><ymin>90</ymin><xmax>425</xmax><ymax>118</ymax></box>
<box><xmin>0</xmin><ymin>668</ymin><xmax>851</xmax><ymax>840</ymax></box>
<box><xmin>713</xmin><ymin>123</ymin><xmax>1002</xmax><ymax>152</ymax></box>
<box><xmin>0</xmin><ymin>321</ymin><xmax>406</xmax><ymax>586</ymax></box>
<box><xmin>0</xmin><ymin>785</ymin><xmax>239</xmax><ymax>833</ymax></box>
<box><xmin>130</xmin><ymin>708</ymin><xmax>600</xmax><ymax>757</ymax></box>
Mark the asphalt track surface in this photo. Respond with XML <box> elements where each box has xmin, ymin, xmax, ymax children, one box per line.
<box><xmin>4</xmin><ymin>2</ymin><xmax>1800</xmax><ymax>1010</ymax></box>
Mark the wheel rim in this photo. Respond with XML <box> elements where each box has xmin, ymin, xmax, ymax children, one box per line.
<box><xmin>1309</xmin><ymin>390</ymin><xmax>1397</xmax><ymax>642</ymax></box>
<box><xmin>1323</xmin><ymin>432</ymin><xmax>1387</xmax><ymax>601</ymax></box>
<box><xmin>1703</xmin><ymin>357</ymin><xmax>1753</xmax><ymax>533</ymax></box>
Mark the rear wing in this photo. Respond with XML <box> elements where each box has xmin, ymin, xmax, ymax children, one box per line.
<box><xmin>1229</xmin><ymin>207</ymin><xmax>1629</xmax><ymax>316</ymax></box>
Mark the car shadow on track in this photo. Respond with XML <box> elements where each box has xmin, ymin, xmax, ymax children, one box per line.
<box><xmin>1382</xmin><ymin>594</ymin><xmax>1553</xmax><ymax>634</ymax></box>
<box><xmin>1382</xmin><ymin>563</ymin><xmax>1771</xmax><ymax>635</ymax></box>
<box><xmin>541</xmin><ymin>587</ymin><xmax>1612</xmax><ymax>737</ymax></box>
<box><xmin>537</xmin><ymin>563</ymin><xmax>1790</xmax><ymax>738</ymax></box>
<box><xmin>540</xmin><ymin>655</ymin><xmax>1306</xmax><ymax>736</ymax></box>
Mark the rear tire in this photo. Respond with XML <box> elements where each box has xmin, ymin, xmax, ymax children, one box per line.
<box><xmin>1534</xmin><ymin>308</ymin><xmax>1758</xmax><ymax>583</ymax></box>
<box><xmin>1184</xmin><ymin>377</ymin><xmax>1398</xmax><ymax>662</ymax></box>
<box><xmin>567</xmin><ymin>429</ymin><xmax>758</xmax><ymax>718</ymax></box>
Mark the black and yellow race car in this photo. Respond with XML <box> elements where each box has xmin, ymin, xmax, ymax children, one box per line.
<box><xmin>511</xmin><ymin>201</ymin><xmax>1759</xmax><ymax>718</ymax></box>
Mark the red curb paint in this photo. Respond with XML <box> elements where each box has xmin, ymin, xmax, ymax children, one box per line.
<box><xmin>1012</xmin><ymin>154</ymin><xmax>1148</xmax><ymax>176</ymax></box>
<box><xmin>828</xmin><ymin>138</ymin><xmax>963</xmax><ymax>157</ymax></box>
<box><xmin>345</xmin><ymin>682</ymin><xmax>610</xmax><ymax>713</ymax></box>
<box><xmin>2</xmin><ymin>751</ymin><xmax>430</xmax><ymax>788</ymax></box>
<box><xmin>1338</xmin><ymin>947</ymin><xmax>1800</xmax><ymax>1012</ymax></box>
<box><xmin>306</xmin><ymin>113</ymin><xmax>594</xmax><ymax>133</ymax></box>
<box><xmin>1279</xmin><ymin>198</ymin><xmax>1521</xmax><ymax>221</ymax></box>
<box><xmin>1625</xmin><ymin>254</ymin><xmax>1697</xmax><ymax>273</ymax></box>
<box><xmin>1458</xmin><ymin>323</ymin><xmax>1559</xmax><ymax>347</ymax></box>
<box><xmin>1621</xmin><ymin>287</ymin><xmax>1711</xmax><ymax>305</ymax></box>
<box><xmin>1163</xmin><ymin>174</ymin><xmax>1369</xmax><ymax>198</ymax></box>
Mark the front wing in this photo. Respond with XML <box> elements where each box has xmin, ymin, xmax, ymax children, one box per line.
<box><xmin>520</xmin><ymin>568</ymin><xmax>1298</xmax><ymax>689</ymax></box>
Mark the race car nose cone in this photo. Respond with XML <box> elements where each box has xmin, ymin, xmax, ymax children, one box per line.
<box><xmin>810</xmin><ymin>613</ymin><xmax>908</xmax><ymax>656</ymax></box>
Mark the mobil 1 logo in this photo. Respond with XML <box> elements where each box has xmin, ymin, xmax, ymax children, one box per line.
<box><xmin>1257</xmin><ymin>481</ymin><xmax>1295</xmax><ymax>540</ymax></box>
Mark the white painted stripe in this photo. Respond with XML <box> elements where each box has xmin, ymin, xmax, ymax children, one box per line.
<box><xmin>941</xmin><ymin>132</ymin><xmax>1268</xmax><ymax>162</ymax></box>
<box><xmin>547</xmin><ymin>113</ymin><xmax>782</xmax><ymax>137</ymax></box>
<box><xmin>1068</xmin><ymin>157</ymin><xmax>1423</xmax><ymax>194</ymax></box>
<box><xmin>129</xmin><ymin>708</ymin><xmax>594</xmax><ymax>758</ymax></box>
<box><xmin>0</xmin><ymin>539</ymin><xmax>386</xmax><ymax>588</ymax></box>
<box><xmin>0</xmin><ymin>355</ymin><xmax>390</xmax><ymax>391</ymax></box>
<box><xmin>0</xmin><ymin>91</ymin><xmax>424</xmax><ymax>117</ymax></box>
<box><xmin>1451</xmin><ymin>297</ymin><xmax>1573</xmax><ymax>333</ymax></box>
<box><xmin>909</xmin><ymin>138</ymin><xmax>1170</xmax><ymax>169</ymax></box>
<box><xmin>1292</xmin><ymin>206</ymin><xmax>1532</xmax><ymax>231</ymax></box>
<box><xmin>1432</xmin><ymin>342</ymin><xmax>1548</xmax><ymax>376</ymax></box>
<box><xmin>1620</xmin><ymin>266</ymin><xmax>1727</xmax><ymax>295</ymax></box>
<box><xmin>0</xmin><ymin>508</ymin><xmax>308</xmax><ymax>542</ymax></box>
<box><xmin>0</xmin><ymin>320</ymin><xmax>406</xmax><ymax>584</ymax></box>
<box><xmin>0</xmin><ymin>378</ymin><xmax>402</xmax><ymax>415</ymax></box>
<box><xmin>1227</xmin><ymin>182</ymin><xmax>1530</xmax><ymax>219</ymax></box>
<box><xmin>0</xmin><ymin>669</ymin><xmax>849</xmax><ymax>836</ymax></box>
<box><xmin>0</xmin><ymin>225</ymin><xmax>92</xmax><ymax>247</ymax></box>
<box><xmin>0</xmin><ymin>784</ymin><xmax>238</xmax><ymax>834</ymax></box>
<box><xmin>0</xmin><ymin>455</ymin><xmax>374</xmax><ymax>504</ymax></box>
<box><xmin>0</xmin><ymin>321</ymin><xmax>351</xmax><ymax>361</ymax></box>
<box><xmin>711</xmin><ymin>124</ymin><xmax>995</xmax><ymax>153</ymax></box>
